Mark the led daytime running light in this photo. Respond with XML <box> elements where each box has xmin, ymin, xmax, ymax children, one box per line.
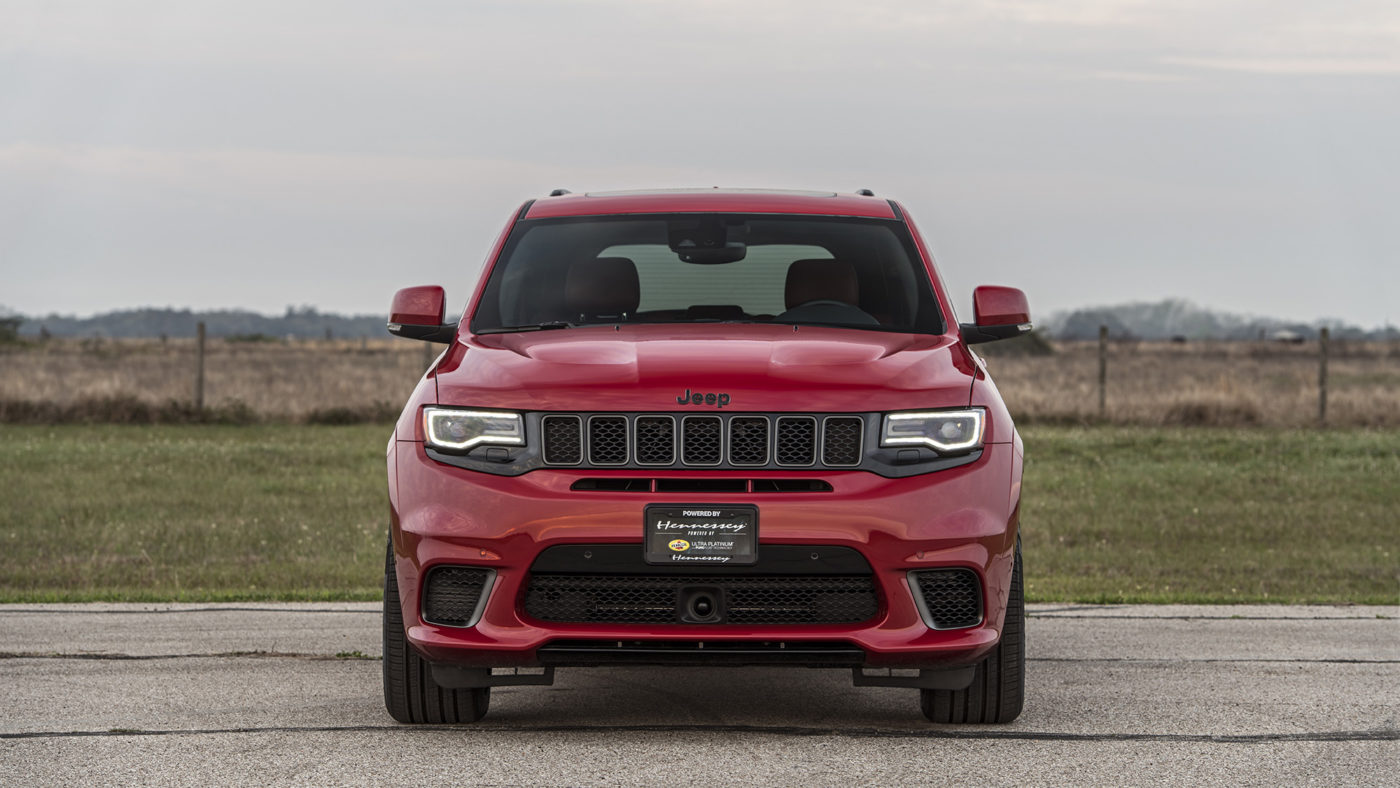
<box><xmin>424</xmin><ymin>408</ymin><xmax>525</xmax><ymax>451</ymax></box>
<box><xmin>881</xmin><ymin>409</ymin><xmax>985</xmax><ymax>453</ymax></box>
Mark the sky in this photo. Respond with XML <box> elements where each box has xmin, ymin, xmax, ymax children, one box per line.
<box><xmin>1</xmin><ymin>0</ymin><xmax>1397</xmax><ymax>327</ymax></box>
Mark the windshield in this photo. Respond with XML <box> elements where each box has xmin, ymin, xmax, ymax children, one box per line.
<box><xmin>470</xmin><ymin>214</ymin><xmax>945</xmax><ymax>334</ymax></box>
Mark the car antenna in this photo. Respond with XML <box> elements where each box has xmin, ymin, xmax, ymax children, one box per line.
<box><xmin>856</xmin><ymin>188</ymin><xmax>875</xmax><ymax>196</ymax></box>
<box><xmin>549</xmin><ymin>188</ymin><xmax>572</xmax><ymax>196</ymax></box>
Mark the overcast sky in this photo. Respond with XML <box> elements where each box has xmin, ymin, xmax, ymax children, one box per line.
<box><xmin>2</xmin><ymin>0</ymin><xmax>1397</xmax><ymax>326</ymax></box>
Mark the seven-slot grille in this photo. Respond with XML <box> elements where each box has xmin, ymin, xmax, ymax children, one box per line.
<box><xmin>539</xmin><ymin>413</ymin><xmax>866</xmax><ymax>470</ymax></box>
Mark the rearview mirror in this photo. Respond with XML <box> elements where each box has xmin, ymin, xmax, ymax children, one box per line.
<box><xmin>961</xmin><ymin>285</ymin><xmax>1032</xmax><ymax>345</ymax></box>
<box><xmin>388</xmin><ymin>285</ymin><xmax>457</xmax><ymax>342</ymax></box>
<box><xmin>669</xmin><ymin>217</ymin><xmax>747</xmax><ymax>264</ymax></box>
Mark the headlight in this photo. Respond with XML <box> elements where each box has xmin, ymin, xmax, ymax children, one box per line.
<box><xmin>881</xmin><ymin>409</ymin><xmax>985</xmax><ymax>454</ymax></box>
<box><xmin>423</xmin><ymin>407</ymin><xmax>524</xmax><ymax>451</ymax></box>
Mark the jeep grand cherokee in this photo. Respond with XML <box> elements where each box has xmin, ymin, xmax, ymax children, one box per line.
<box><xmin>383</xmin><ymin>188</ymin><xmax>1031</xmax><ymax>724</ymax></box>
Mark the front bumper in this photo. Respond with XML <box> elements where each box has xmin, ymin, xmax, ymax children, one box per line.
<box><xmin>388</xmin><ymin>439</ymin><xmax>1019</xmax><ymax>669</ymax></box>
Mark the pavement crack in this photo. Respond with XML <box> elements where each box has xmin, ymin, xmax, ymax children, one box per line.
<box><xmin>1028</xmin><ymin>614</ymin><xmax>1394</xmax><ymax>621</ymax></box>
<box><xmin>4</xmin><ymin>652</ymin><xmax>1387</xmax><ymax>665</ymax></box>
<box><xmin>0</xmin><ymin>651</ymin><xmax>380</xmax><ymax>662</ymax></box>
<box><xmin>2</xmin><ymin>724</ymin><xmax>1396</xmax><ymax>744</ymax></box>
<box><xmin>1032</xmin><ymin>657</ymin><xmax>1399</xmax><ymax>665</ymax></box>
<box><xmin>0</xmin><ymin>608</ymin><xmax>375</xmax><ymax>615</ymax></box>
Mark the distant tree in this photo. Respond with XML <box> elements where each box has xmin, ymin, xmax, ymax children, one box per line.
<box><xmin>1056</xmin><ymin>310</ymin><xmax>1132</xmax><ymax>341</ymax></box>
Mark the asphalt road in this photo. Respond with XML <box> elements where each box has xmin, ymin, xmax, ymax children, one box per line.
<box><xmin>2</xmin><ymin>603</ymin><xmax>1396</xmax><ymax>787</ymax></box>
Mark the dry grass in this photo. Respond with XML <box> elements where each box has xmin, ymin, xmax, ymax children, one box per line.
<box><xmin>985</xmin><ymin>339</ymin><xmax>1400</xmax><ymax>428</ymax></box>
<box><xmin>0</xmin><ymin>336</ymin><xmax>436</xmax><ymax>422</ymax></box>
<box><xmin>2</xmin><ymin>336</ymin><xmax>1397</xmax><ymax>427</ymax></box>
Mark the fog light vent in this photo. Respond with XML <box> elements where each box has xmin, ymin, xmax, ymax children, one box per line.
<box><xmin>422</xmin><ymin>566</ymin><xmax>494</xmax><ymax>628</ymax></box>
<box><xmin>908</xmin><ymin>568</ymin><xmax>982</xmax><ymax>630</ymax></box>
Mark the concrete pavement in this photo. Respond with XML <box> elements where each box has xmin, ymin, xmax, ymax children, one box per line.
<box><xmin>2</xmin><ymin>603</ymin><xmax>1396</xmax><ymax>786</ymax></box>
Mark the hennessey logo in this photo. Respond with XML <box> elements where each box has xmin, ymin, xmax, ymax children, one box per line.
<box><xmin>676</xmin><ymin>389</ymin><xmax>730</xmax><ymax>408</ymax></box>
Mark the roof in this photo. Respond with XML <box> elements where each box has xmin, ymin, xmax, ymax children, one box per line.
<box><xmin>523</xmin><ymin>188</ymin><xmax>899</xmax><ymax>220</ymax></box>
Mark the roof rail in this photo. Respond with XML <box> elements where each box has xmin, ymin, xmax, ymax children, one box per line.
<box><xmin>855</xmin><ymin>188</ymin><xmax>875</xmax><ymax>196</ymax></box>
<box><xmin>548</xmin><ymin>188</ymin><xmax>572</xmax><ymax>197</ymax></box>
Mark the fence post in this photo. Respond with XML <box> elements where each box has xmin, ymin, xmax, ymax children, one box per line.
<box><xmin>424</xmin><ymin>340</ymin><xmax>434</xmax><ymax>371</ymax></box>
<box><xmin>195</xmin><ymin>321</ymin><xmax>206</xmax><ymax>411</ymax></box>
<box><xmin>1318</xmin><ymin>326</ymin><xmax>1329</xmax><ymax>425</ymax></box>
<box><xmin>1098</xmin><ymin>324</ymin><xmax>1108</xmax><ymax>419</ymax></box>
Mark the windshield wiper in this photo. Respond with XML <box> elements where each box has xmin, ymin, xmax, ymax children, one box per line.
<box><xmin>475</xmin><ymin>321</ymin><xmax>576</xmax><ymax>334</ymax></box>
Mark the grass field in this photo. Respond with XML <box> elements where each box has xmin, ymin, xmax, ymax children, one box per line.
<box><xmin>1</xmin><ymin>425</ymin><xmax>389</xmax><ymax>602</ymax></box>
<box><xmin>1021</xmin><ymin>427</ymin><xmax>1397</xmax><ymax>603</ymax></box>
<box><xmin>1</xmin><ymin>424</ymin><xmax>1395</xmax><ymax>604</ymax></box>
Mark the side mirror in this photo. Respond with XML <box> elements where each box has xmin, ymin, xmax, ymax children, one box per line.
<box><xmin>960</xmin><ymin>285</ymin><xmax>1032</xmax><ymax>345</ymax></box>
<box><xmin>388</xmin><ymin>285</ymin><xmax>457</xmax><ymax>342</ymax></box>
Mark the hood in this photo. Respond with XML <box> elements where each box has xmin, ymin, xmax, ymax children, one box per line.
<box><xmin>434</xmin><ymin>323</ymin><xmax>975</xmax><ymax>413</ymax></box>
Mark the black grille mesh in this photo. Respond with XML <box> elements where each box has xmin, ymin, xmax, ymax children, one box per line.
<box><xmin>822</xmin><ymin>417</ymin><xmax>864</xmax><ymax>466</ymax></box>
<box><xmin>542</xmin><ymin>416</ymin><xmax>582</xmax><ymax>465</ymax></box>
<box><xmin>728</xmin><ymin>417</ymin><xmax>769</xmax><ymax>465</ymax></box>
<box><xmin>634</xmin><ymin>417</ymin><xmax>675</xmax><ymax>464</ymax></box>
<box><xmin>588</xmin><ymin>416</ymin><xmax>628</xmax><ymax>464</ymax></box>
<box><xmin>775</xmin><ymin>417</ymin><xmax>817</xmax><ymax>465</ymax></box>
<box><xmin>681</xmin><ymin>416</ymin><xmax>722</xmax><ymax>465</ymax></box>
<box><xmin>726</xmin><ymin>577</ymin><xmax>877</xmax><ymax>624</ymax></box>
<box><xmin>538</xmin><ymin>413</ymin><xmax>871</xmax><ymax>469</ymax></box>
<box><xmin>524</xmin><ymin>574</ymin><xmax>878</xmax><ymax>625</ymax></box>
<box><xmin>910</xmin><ymin>569</ymin><xmax>982</xmax><ymax>629</ymax></box>
<box><xmin>422</xmin><ymin>566</ymin><xmax>491</xmax><ymax>627</ymax></box>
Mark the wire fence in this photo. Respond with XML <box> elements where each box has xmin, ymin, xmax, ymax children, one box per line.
<box><xmin>2</xmin><ymin>324</ymin><xmax>1396</xmax><ymax>427</ymax></box>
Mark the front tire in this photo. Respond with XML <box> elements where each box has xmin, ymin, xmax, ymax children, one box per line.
<box><xmin>383</xmin><ymin>538</ymin><xmax>490</xmax><ymax>723</ymax></box>
<box><xmin>920</xmin><ymin>539</ymin><xmax>1024</xmax><ymax>724</ymax></box>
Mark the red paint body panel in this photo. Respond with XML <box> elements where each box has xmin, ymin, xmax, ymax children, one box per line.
<box><xmin>389</xmin><ymin>285</ymin><xmax>446</xmax><ymax>327</ymax></box>
<box><xmin>391</xmin><ymin>440</ymin><xmax>1016</xmax><ymax>667</ymax></box>
<box><xmin>972</xmin><ymin>285</ymin><xmax>1032</xmax><ymax>327</ymax></box>
<box><xmin>394</xmin><ymin>372</ymin><xmax>437</xmax><ymax>442</ymax></box>
<box><xmin>387</xmin><ymin>189</ymin><xmax>1027</xmax><ymax>674</ymax></box>
<box><xmin>971</xmin><ymin>356</ymin><xmax>1017</xmax><ymax>447</ymax></box>
<box><xmin>435</xmin><ymin>325</ymin><xmax>977</xmax><ymax>414</ymax></box>
<box><xmin>525</xmin><ymin>190</ymin><xmax>897</xmax><ymax>220</ymax></box>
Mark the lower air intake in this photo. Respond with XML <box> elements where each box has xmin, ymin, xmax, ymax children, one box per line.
<box><xmin>524</xmin><ymin>574</ymin><xmax>878</xmax><ymax>625</ymax></box>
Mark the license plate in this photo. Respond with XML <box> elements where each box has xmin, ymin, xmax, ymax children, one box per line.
<box><xmin>644</xmin><ymin>505</ymin><xmax>758</xmax><ymax>566</ymax></box>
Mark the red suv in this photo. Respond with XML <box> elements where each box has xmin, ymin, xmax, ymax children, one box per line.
<box><xmin>383</xmin><ymin>189</ymin><xmax>1031</xmax><ymax>724</ymax></box>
